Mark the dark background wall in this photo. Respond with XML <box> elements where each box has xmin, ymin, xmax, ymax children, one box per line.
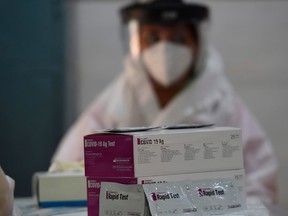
<box><xmin>0</xmin><ymin>0</ymin><xmax>65</xmax><ymax>196</ymax></box>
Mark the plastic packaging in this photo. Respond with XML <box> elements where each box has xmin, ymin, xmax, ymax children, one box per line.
<box><xmin>99</xmin><ymin>182</ymin><xmax>146</xmax><ymax>216</ymax></box>
<box><xmin>184</xmin><ymin>178</ymin><xmax>246</xmax><ymax>215</ymax></box>
<box><xmin>143</xmin><ymin>178</ymin><xmax>245</xmax><ymax>216</ymax></box>
<box><xmin>143</xmin><ymin>181</ymin><xmax>200</xmax><ymax>216</ymax></box>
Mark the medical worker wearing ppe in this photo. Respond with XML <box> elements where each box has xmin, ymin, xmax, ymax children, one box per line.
<box><xmin>52</xmin><ymin>0</ymin><xmax>278</xmax><ymax>204</ymax></box>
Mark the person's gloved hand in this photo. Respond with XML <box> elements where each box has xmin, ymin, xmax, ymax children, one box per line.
<box><xmin>0</xmin><ymin>166</ymin><xmax>14</xmax><ymax>216</ymax></box>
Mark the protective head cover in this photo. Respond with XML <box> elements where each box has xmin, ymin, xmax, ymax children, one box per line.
<box><xmin>120</xmin><ymin>0</ymin><xmax>210</xmax><ymax>86</ymax></box>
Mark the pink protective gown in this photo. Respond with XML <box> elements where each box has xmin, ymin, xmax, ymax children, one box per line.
<box><xmin>52</xmin><ymin>48</ymin><xmax>278</xmax><ymax>204</ymax></box>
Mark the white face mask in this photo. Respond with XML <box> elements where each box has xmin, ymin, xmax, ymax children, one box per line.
<box><xmin>142</xmin><ymin>41</ymin><xmax>193</xmax><ymax>87</ymax></box>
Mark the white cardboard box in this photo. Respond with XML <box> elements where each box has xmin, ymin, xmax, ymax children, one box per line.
<box><xmin>84</xmin><ymin>127</ymin><xmax>243</xmax><ymax>177</ymax></box>
<box><xmin>33</xmin><ymin>171</ymin><xmax>86</xmax><ymax>207</ymax></box>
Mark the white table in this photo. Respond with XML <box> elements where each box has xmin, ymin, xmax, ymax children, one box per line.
<box><xmin>15</xmin><ymin>198</ymin><xmax>87</xmax><ymax>216</ymax></box>
<box><xmin>15</xmin><ymin>197</ymin><xmax>287</xmax><ymax>216</ymax></box>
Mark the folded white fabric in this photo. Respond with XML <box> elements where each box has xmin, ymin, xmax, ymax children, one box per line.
<box><xmin>48</xmin><ymin>160</ymin><xmax>84</xmax><ymax>173</ymax></box>
<box><xmin>0</xmin><ymin>166</ymin><xmax>14</xmax><ymax>216</ymax></box>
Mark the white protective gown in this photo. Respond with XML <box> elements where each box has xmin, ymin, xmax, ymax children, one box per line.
<box><xmin>53</xmin><ymin>48</ymin><xmax>278</xmax><ymax>204</ymax></box>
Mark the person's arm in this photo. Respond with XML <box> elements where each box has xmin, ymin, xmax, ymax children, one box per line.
<box><xmin>51</xmin><ymin>108</ymin><xmax>102</xmax><ymax>163</ymax></box>
<box><xmin>233</xmin><ymin>96</ymin><xmax>278</xmax><ymax>204</ymax></box>
<box><xmin>0</xmin><ymin>166</ymin><xmax>14</xmax><ymax>216</ymax></box>
<box><xmin>51</xmin><ymin>76</ymin><xmax>121</xmax><ymax>163</ymax></box>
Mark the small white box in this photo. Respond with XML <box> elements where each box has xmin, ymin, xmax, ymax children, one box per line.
<box><xmin>33</xmin><ymin>171</ymin><xmax>86</xmax><ymax>207</ymax></box>
<box><xmin>84</xmin><ymin>127</ymin><xmax>243</xmax><ymax>177</ymax></box>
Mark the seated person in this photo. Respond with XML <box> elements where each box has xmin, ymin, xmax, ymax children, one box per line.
<box><xmin>52</xmin><ymin>0</ymin><xmax>278</xmax><ymax>204</ymax></box>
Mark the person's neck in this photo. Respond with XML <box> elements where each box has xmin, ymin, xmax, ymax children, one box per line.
<box><xmin>149</xmin><ymin>73</ymin><xmax>191</xmax><ymax>108</ymax></box>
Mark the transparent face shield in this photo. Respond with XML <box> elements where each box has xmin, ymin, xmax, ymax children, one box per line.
<box><xmin>120</xmin><ymin>0</ymin><xmax>210</xmax><ymax>83</ymax></box>
<box><xmin>122</xmin><ymin>19</ymin><xmax>209</xmax><ymax>77</ymax></box>
<box><xmin>122</xmin><ymin>20</ymin><xmax>199</xmax><ymax>59</ymax></box>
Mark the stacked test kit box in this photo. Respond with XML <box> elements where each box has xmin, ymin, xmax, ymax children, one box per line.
<box><xmin>84</xmin><ymin>126</ymin><xmax>245</xmax><ymax>216</ymax></box>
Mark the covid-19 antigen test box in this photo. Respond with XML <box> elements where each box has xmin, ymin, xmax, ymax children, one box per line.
<box><xmin>84</xmin><ymin>127</ymin><xmax>243</xmax><ymax>177</ymax></box>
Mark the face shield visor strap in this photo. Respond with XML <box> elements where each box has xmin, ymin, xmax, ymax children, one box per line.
<box><xmin>193</xmin><ymin>20</ymin><xmax>210</xmax><ymax>79</ymax></box>
<box><xmin>121</xmin><ymin>20</ymin><xmax>139</xmax><ymax>59</ymax></box>
<box><xmin>128</xmin><ymin>20</ymin><xmax>142</xmax><ymax>59</ymax></box>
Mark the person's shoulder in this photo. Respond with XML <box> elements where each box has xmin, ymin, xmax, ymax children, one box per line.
<box><xmin>88</xmin><ymin>73</ymin><xmax>127</xmax><ymax>107</ymax></box>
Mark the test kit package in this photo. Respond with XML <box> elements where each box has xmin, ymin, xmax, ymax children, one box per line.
<box><xmin>184</xmin><ymin>178</ymin><xmax>246</xmax><ymax>215</ymax></box>
<box><xmin>84</xmin><ymin>127</ymin><xmax>243</xmax><ymax>177</ymax></box>
<box><xmin>143</xmin><ymin>181</ymin><xmax>200</xmax><ymax>216</ymax></box>
<box><xmin>33</xmin><ymin>172</ymin><xmax>86</xmax><ymax>207</ymax></box>
<box><xmin>99</xmin><ymin>182</ymin><xmax>146</xmax><ymax>216</ymax></box>
<box><xmin>86</xmin><ymin>176</ymin><xmax>138</xmax><ymax>216</ymax></box>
